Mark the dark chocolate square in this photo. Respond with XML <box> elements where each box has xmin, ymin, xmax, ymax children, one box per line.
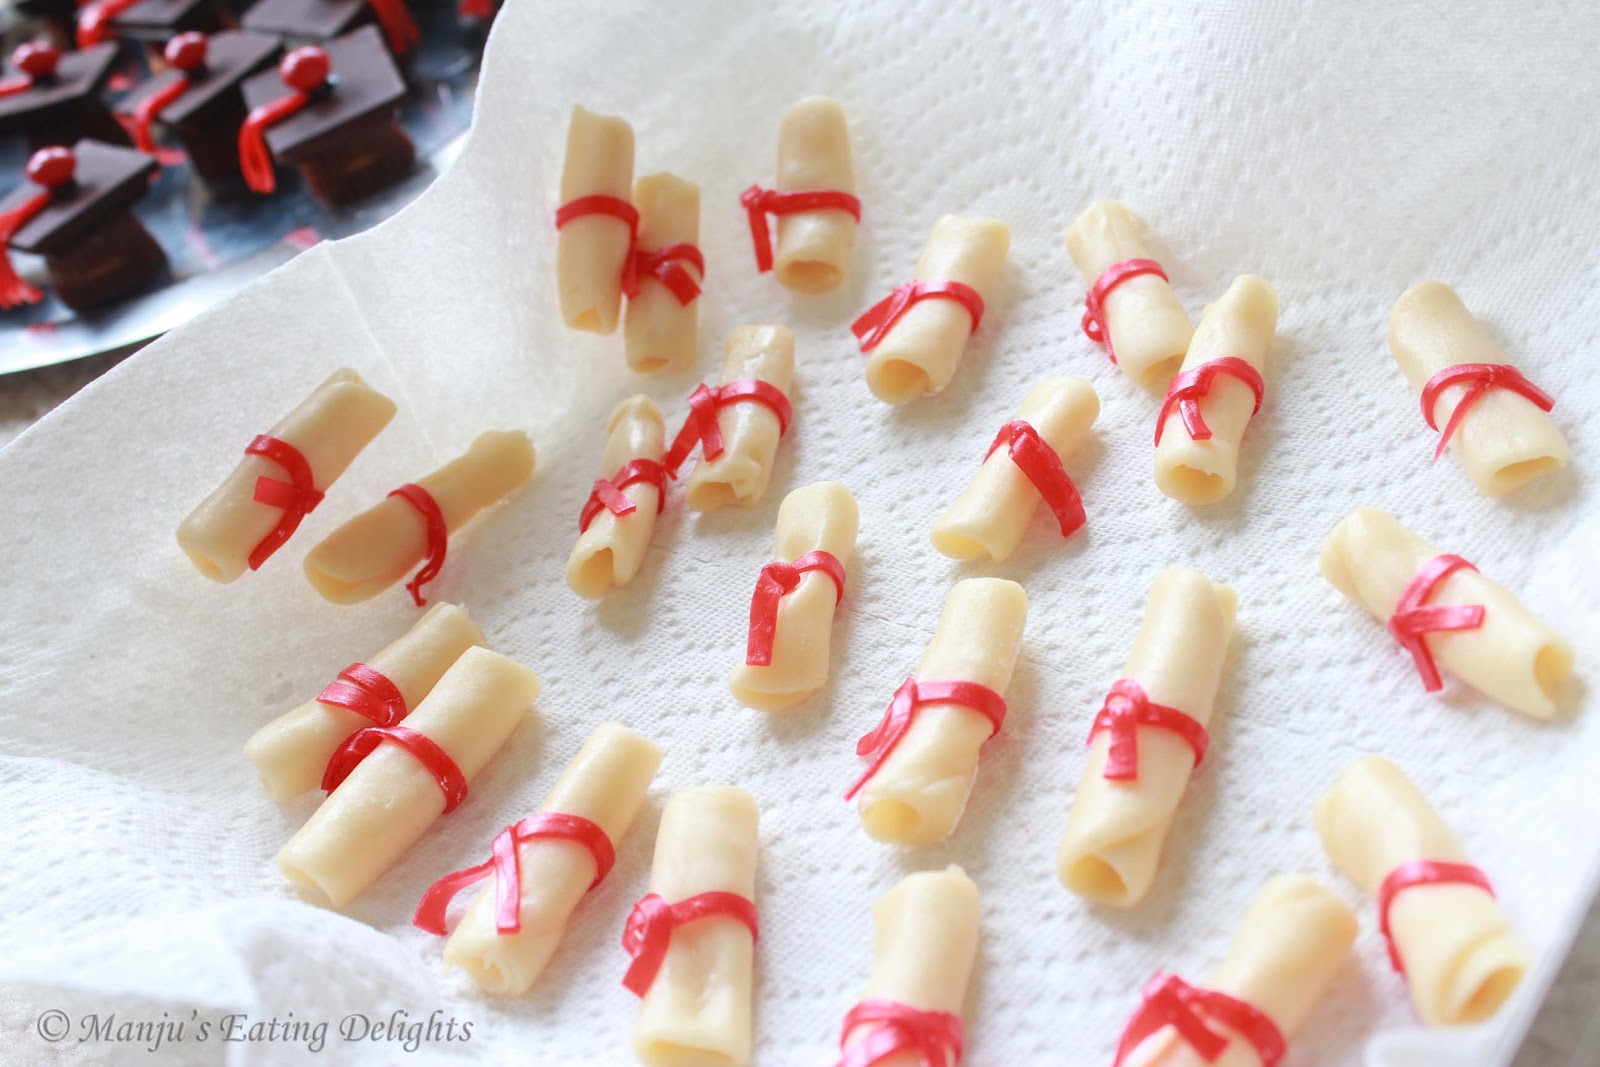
<box><xmin>242</xmin><ymin>0</ymin><xmax>367</xmax><ymax>42</ymax></box>
<box><xmin>1</xmin><ymin>140</ymin><xmax>158</xmax><ymax>256</ymax></box>
<box><xmin>0</xmin><ymin>43</ymin><xmax>119</xmax><ymax>135</ymax></box>
<box><xmin>113</xmin><ymin>0</ymin><xmax>226</xmax><ymax>40</ymax></box>
<box><xmin>238</xmin><ymin>25</ymin><xmax>403</xmax><ymax>164</ymax></box>
<box><xmin>131</xmin><ymin>31</ymin><xmax>281</xmax><ymax>126</ymax></box>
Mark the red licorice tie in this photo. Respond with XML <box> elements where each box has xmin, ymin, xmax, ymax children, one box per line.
<box><xmin>555</xmin><ymin>194</ymin><xmax>639</xmax><ymax>290</ymax></box>
<box><xmin>1113</xmin><ymin>974</ymin><xmax>1286</xmax><ymax>1067</ymax></box>
<box><xmin>132</xmin><ymin>33</ymin><xmax>208</xmax><ymax>155</ymax></box>
<box><xmin>1378</xmin><ymin>860</ymin><xmax>1496</xmax><ymax>973</ymax></box>
<box><xmin>322</xmin><ymin>725</ymin><xmax>467</xmax><ymax>812</ymax></box>
<box><xmin>662</xmin><ymin>380</ymin><xmax>793</xmax><ymax>476</ymax></box>
<box><xmin>626</xmin><ymin>242</ymin><xmax>704</xmax><ymax>304</ymax></box>
<box><xmin>388</xmin><ymin>483</ymin><xmax>448</xmax><ymax>607</ymax></box>
<box><xmin>846</xmin><ymin>679</ymin><xmax>1007</xmax><ymax>801</ymax></box>
<box><xmin>244</xmin><ymin>434</ymin><xmax>324</xmax><ymax>570</ymax></box>
<box><xmin>1387</xmin><ymin>554</ymin><xmax>1486</xmax><ymax>692</ymax></box>
<box><xmin>1420</xmin><ymin>363</ymin><xmax>1556</xmax><ymax>461</ymax></box>
<box><xmin>0</xmin><ymin>146</ymin><xmax>75</xmax><ymax>309</ymax></box>
<box><xmin>316</xmin><ymin>663</ymin><xmax>407</xmax><ymax>727</ymax></box>
<box><xmin>239</xmin><ymin>47</ymin><xmax>331</xmax><ymax>196</ymax></box>
<box><xmin>1088</xmin><ymin>679</ymin><xmax>1209</xmax><ymax>782</ymax></box>
<box><xmin>1155</xmin><ymin>356</ymin><xmax>1266</xmax><ymax>445</ymax></box>
<box><xmin>1082</xmin><ymin>259</ymin><xmax>1168</xmax><ymax>365</ymax></box>
<box><xmin>739</xmin><ymin>185</ymin><xmax>861</xmax><ymax>273</ymax></box>
<box><xmin>745</xmin><ymin>550</ymin><xmax>846</xmax><ymax>666</ymax></box>
<box><xmin>579</xmin><ymin>458</ymin><xmax>668</xmax><ymax>532</ymax></box>
<box><xmin>985</xmin><ymin>420</ymin><xmax>1086</xmax><ymax>538</ymax></box>
<box><xmin>76</xmin><ymin>0</ymin><xmax>140</xmax><ymax>47</ymax></box>
<box><xmin>413</xmin><ymin>812</ymin><xmax>616</xmax><ymax>936</ymax></box>
<box><xmin>366</xmin><ymin>0</ymin><xmax>421</xmax><ymax>55</ymax></box>
<box><xmin>0</xmin><ymin>41</ymin><xmax>60</xmax><ymax>98</ymax></box>
<box><xmin>835</xmin><ymin>1000</ymin><xmax>963</xmax><ymax>1067</ymax></box>
<box><xmin>621</xmin><ymin>891</ymin><xmax>759</xmax><ymax>996</ymax></box>
<box><xmin>852</xmin><ymin>281</ymin><xmax>984</xmax><ymax>353</ymax></box>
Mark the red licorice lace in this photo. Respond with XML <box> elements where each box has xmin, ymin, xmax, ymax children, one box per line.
<box><xmin>845</xmin><ymin>678</ymin><xmax>1006</xmax><ymax>801</ymax></box>
<box><xmin>739</xmin><ymin>184</ymin><xmax>861</xmax><ymax>273</ymax></box>
<box><xmin>852</xmin><ymin>281</ymin><xmax>983</xmax><ymax>353</ymax></box>
<box><xmin>745</xmin><ymin>550</ymin><xmax>846</xmax><ymax>666</ymax></box>
<box><xmin>1087</xmin><ymin>679</ymin><xmax>1209</xmax><ymax>782</ymax></box>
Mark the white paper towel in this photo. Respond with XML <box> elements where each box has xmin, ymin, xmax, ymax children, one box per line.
<box><xmin>1</xmin><ymin>1</ymin><xmax>1598</xmax><ymax>1064</ymax></box>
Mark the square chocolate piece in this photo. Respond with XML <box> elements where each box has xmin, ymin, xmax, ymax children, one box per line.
<box><xmin>135</xmin><ymin>31</ymin><xmax>280</xmax><ymax>127</ymax></box>
<box><xmin>111</xmin><ymin>0</ymin><xmax>227</xmax><ymax>42</ymax></box>
<box><xmin>242</xmin><ymin>0</ymin><xmax>369</xmax><ymax>43</ymax></box>
<box><xmin>2</xmin><ymin>140</ymin><xmax>159</xmax><ymax>256</ymax></box>
<box><xmin>0</xmin><ymin>43</ymin><xmax>131</xmax><ymax>149</ymax></box>
<box><xmin>239</xmin><ymin>26</ymin><xmax>403</xmax><ymax>165</ymax></box>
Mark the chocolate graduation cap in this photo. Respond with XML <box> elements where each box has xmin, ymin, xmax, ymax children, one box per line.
<box><xmin>237</xmin><ymin>26</ymin><xmax>413</xmax><ymax>205</ymax></box>
<box><xmin>241</xmin><ymin>0</ymin><xmax>419</xmax><ymax>56</ymax></box>
<box><xmin>78</xmin><ymin>0</ymin><xmax>226</xmax><ymax>48</ymax></box>
<box><xmin>0</xmin><ymin>140</ymin><xmax>167</xmax><ymax>311</ymax></box>
<box><xmin>0</xmin><ymin>42</ymin><xmax>133</xmax><ymax>151</ymax></box>
<box><xmin>128</xmin><ymin>31</ymin><xmax>280</xmax><ymax>188</ymax></box>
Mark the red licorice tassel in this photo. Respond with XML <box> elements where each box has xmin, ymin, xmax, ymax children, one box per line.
<box><xmin>132</xmin><ymin>33</ymin><xmax>209</xmax><ymax>155</ymax></box>
<box><xmin>0</xmin><ymin>146</ymin><xmax>76</xmax><ymax>309</ymax></box>
<box><xmin>1377</xmin><ymin>860</ymin><xmax>1496</xmax><ymax>973</ymax></box>
<box><xmin>366</xmin><ymin>0</ymin><xmax>421</xmax><ymax>55</ymax></box>
<box><xmin>388</xmin><ymin>483</ymin><xmax>448</xmax><ymax>607</ymax></box>
<box><xmin>413</xmin><ymin>813</ymin><xmax>616</xmax><ymax>936</ymax></box>
<box><xmin>76</xmin><ymin>0</ymin><xmax>141</xmax><ymax>47</ymax></box>
<box><xmin>0</xmin><ymin>41</ymin><xmax>60</xmax><ymax>98</ymax></box>
<box><xmin>239</xmin><ymin>46</ymin><xmax>331</xmax><ymax>196</ymax></box>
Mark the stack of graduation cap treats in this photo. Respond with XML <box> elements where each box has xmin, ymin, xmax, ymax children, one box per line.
<box><xmin>0</xmin><ymin>0</ymin><xmax>481</xmax><ymax>312</ymax></box>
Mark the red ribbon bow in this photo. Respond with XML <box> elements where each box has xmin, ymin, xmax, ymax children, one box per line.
<box><xmin>985</xmin><ymin>420</ymin><xmax>1086</xmax><ymax>538</ymax></box>
<box><xmin>620</xmin><ymin>891</ymin><xmax>759</xmax><ymax>996</ymax></box>
<box><xmin>413</xmin><ymin>812</ymin><xmax>616</xmax><ymax>936</ymax></box>
<box><xmin>388</xmin><ymin>483</ymin><xmax>448</xmax><ymax>607</ymax></box>
<box><xmin>322</xmin><ymin>724</ymin><xmax>468</xmax><ymax>812</ymax></box>
<box><xmin>366</xmin><ymin>0</ymin><xmax>421</xmax><ymax>55</ymax></box>
<box><xmin>244</xmin><ymin>434</ymin><xmax>324</xmax><ymax>570</ymax></box>
<box><xmin>1087</xmin><ymin>679</ymin><xmax>1209</xmax><ymax>782</ymax></box>
<box><xmin>1377</xmin><ymin>860</ymin><xmax>1495</xmax><ymax>973</ymax></box>
<box><xmin>1155</xmin><ymin>356</ymin><xmax>1266</xmax><ymax>445</ymax></box>
<box><xmin>626</xmin><ymin>242</ymin><xmax>704</xmax><ymax>304</ymax></box>
<box><xmin>76</xmin><ymin>0</ymin><xmax>140</xmax><ymax>47</ymax></box>
<box><xmin>662</xmin><ymin>380</ymin><xmax>793</xmax><ymax>476</ymax></box>
<box><xmin>579</xmin><ymin>458</ymin><xmax>668</xmax><ymax>532</ymax></box>
<box><xmin>845</xmin><ymin>678</ymin><xmax>1007</xmax><ymax>801</ymax></box>
<box><xmin>0</xmin><ymin>145</ymin><xmax>76</xmax><ymax>309</ymax></box>
<box><xmin>745</xmin><ymin>550</ymin><xmax>846</xmax><ymax>666</ymax></box>
<box><xmin>852</xmin><ymin>281</ymin><xmax>984</xmax><ymax>353</ymax></box>
<box><xmin>1082</xmin><ymin>258</ymin><xmax>1168</xmax><ymax>365</ymax></box>
<box><xmin>835</xmin><ymin>1000</ymin><xmax>963</xmax><ymax>1067</ymax></box>
<box><xmin>0</xmin><ymin>41</ymin><xmax>60</xmax><ymax>99</ymax></box>
<box><xmin>239</xmin><ymin>47</ymin><xmax>331</xmax><ymax>196</ymax></box>
<box><xmin>316</xmin><ymin>662</ymin><xmax>407</xmax><ymax>727</ymax></box>
<box><xmin>1112</xmin><ymin>973</ymin><xmax>1286</xmax><ymax>1067</ymax></box>
<box><xmin>132</xmin><ymin>33</ymin><xmax>208</xmax><ymax>155</ymax></box>
<box><xmin>739</xmin><ymin>184</ymin><xmax>862</xmax><ymax>273</ymax></box>
<box><xmin>1420</xmin><ymin>362</ymin><xmax>1556</xmax><ymax>462</ymax></box>
<box><xmin>1386</xmin><ymin>554</ymin><xmax>1486</xmax><ymax>692</ymax></box>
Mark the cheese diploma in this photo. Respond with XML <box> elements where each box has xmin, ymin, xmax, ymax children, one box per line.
<box><xmin>556</xmin><ymin>105</ymin><xmax>634</xmax><ymax>334</ymax></box>
<box><xmin>567</xmin><ymin>395</ymin><xmax>667</xmax><ymax>598</ymax></box>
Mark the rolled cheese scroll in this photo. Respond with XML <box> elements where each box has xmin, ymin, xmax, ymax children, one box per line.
<box><xmin>556</xmin><ymin>105</ymin><xmax>635</xmax><ymax>334</ymax></box>
<box><xmin>1116</xmin><ymin>876</ymin><xmax>1357</xmax><ymax>1067</ymax></box>
<box><xmin>1153</xmin><ymin>275</ymin><xmax>1277</xmax><ymax>506</ymax></box>
<box><xmin>729</xmin><ymin>481</ymin><xmax>859</xmax><ymax>713</ymax></box>
<box><xmin>857</xmin><ymin>216</ymin><xmax>1010</xmax><ymax>404</ymax></box>
<box><xmin>850</xmin><ymin>577</ymin><xmax>1027</xmax><ymax>847</ymax></box>
<box><xmin>624</xmin><ymin>173</ymin><xmax>703</xmax><ymax>374</ymax></box>
<box><xmin>302</xmin><ymin>430</ymin><xmax>536</xmax><ymax>605</ymax></box>
<box><xmin>244</xmin><ymin>602</ymin><xmax>486</xmax><ymax>802</ymax></box>
<box><xmin>1065</xmin><ymin>201</ymin><xmax>1193</xmax><ymax>387</ymax></box>
<box><xmin>1058</xmin><ymin>567</ymin><xmax>1236</xmax><ymax>907</ymax></box>
<box><xmin>1388</xmin><ymin>281</ymin><xmax>1567</xmax><ymax>496</ymax></box>
<box><xmin>432</xmin><ymin>723</ymin><xmax>663</xmax><ymax>996</ymax></box>
<box><xmin>1319</xmin><ymin>506</ymin><xmax>1573</xmax><ymax>718</ymax></box>
<box><xmin>740</xmin><ymin>96</ymin><xmax>858</xmax><ymax>293</ymax></box>
<box><xmin>177</xmin><ymin>368</ymin><xmax>396</xmax><ymax>582</ymax></box>
<box><xmin>277</xmin><ymin>646</ymin><xmax>538</xmax><ymax>908</ymax></box>
<box><xmin>836</xmin><ymin>865</ymin><xmax>978</xmax><ymax>1067</ymax></box>
<box><xmin>931</xmin><ymin>377</ymin><xmax>1099</xmax><ymax>562</ymax></box>
<box><xmin>567</xmin><ymin>395</ymin><xmax>667</xmax><ymax>599</ymax></box>
<box><xmin>1316</xmin><ymin>757</ymin><xmax>1529</xmax><ymax>1026</ymax></box>
<box><xmin>668</xmin><ymin>324</ymin><xmax>796</xmax><ymax>511</ymax></box>
<box><xmin>629</xmin><ymin>786</ymin><xmax>760</xmax><ymax>1067</ymax></box>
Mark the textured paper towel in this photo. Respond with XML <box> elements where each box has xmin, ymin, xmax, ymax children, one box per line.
<box><xmin>1</xmin><ymin>1</ymin><xmax>1598</xmax><ymax>1064</ymax></box>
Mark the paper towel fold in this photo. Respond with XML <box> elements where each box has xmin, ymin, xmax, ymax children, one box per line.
<box><xmin>1</xmin><ymin>1</ymin><xmax>1598</xmax><ymax>1065</ymax></box>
